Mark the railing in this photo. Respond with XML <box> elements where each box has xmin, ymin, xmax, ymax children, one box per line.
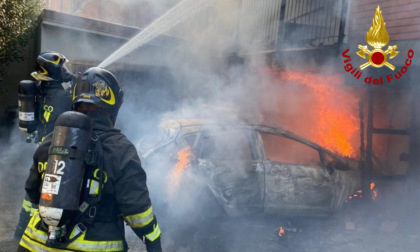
<box><xmin>238</xmin><ymin>0</ymin><xmax>283</xmax><ymax>52</ymax></box>
<box><xmin>277</xmin><ymin>0</ymin><xmax>347</xmax><ymax>49</ymax></box>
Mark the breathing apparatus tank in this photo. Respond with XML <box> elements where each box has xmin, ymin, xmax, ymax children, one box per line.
<box><xmin>18</xmin><ymin>80</ymin><xmax>38</xmax><ymax>135</ymax></box>
<box><xmin>39</xmin><ymin>111</ymin><xmax>92</xmax><ymax>241</ymax></box>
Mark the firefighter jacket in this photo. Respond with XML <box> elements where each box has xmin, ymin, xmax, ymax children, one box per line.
<box><xmin>19</xmin><ymin>112</ymin><xmax>162</xmax><ymax>252</ymax></box>
<box><xmin>35</xmin><ymin>81</ymin><xmax>73</xmax><ymax>143</ymax></box>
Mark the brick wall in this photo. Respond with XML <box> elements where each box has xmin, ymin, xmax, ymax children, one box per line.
<box><xmin>348</xmin><ymin>0</ymin><xmax>420</xmax><ymax>41</ymax></box>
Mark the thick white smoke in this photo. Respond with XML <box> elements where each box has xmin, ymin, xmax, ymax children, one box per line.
<box><xmin>108</xmin><ymin>1</ymin><xmax>278</xmax><ymax>251</ymax></box>
<box><xmin>0</xmin><ymin>125</ymin><xmax>37</xmax><ymax>243</ymax></box>
<box><xmin>111</xmin><ymin>1</ymin><xmax>420</xmax><ymax>251</ymax></box>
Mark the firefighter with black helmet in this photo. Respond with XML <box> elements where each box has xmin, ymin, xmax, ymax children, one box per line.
<box><xmin>32</xmin><ymin>51</ymin><xmax>75</xmax><ymax>142</ymax></box>
<box><xmin>17</xmin><ymin>67</ymin><xmax>162</xmax><ymax>252</ymax></box>
<box><xmin>15</xmin><ymin>51</ymin><xmax>76</xmax><ymax>240</ymax></box>
<box><xmin>18</xmin><ymin>51</ymin><xmax>75</xmax><ymax>143</ymax></box>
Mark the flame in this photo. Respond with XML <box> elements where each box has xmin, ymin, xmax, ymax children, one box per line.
<box><xmin>279</xmin><ymin>227</ymin><xmax>285</xmax><ymax>237</ymax></box>
<box><xmin>348</xmin><ymin>190</ymin><xmax>363</xmax><ymax>200</ymax></box>
<box><xmin>370</xmin><ymin>182</ymin><xmax>378</xmax><ymax>200</ymax></box>
<box><xmin>167</xmin><ymin>146</ymin><xmax>194</xmax><ymax>197</ymax></box>
<box><xmin>264</xmin><ymin>70</ymin><xmax>360</xmax><ymax>157</ymax></box>
<box><xmin>347</xmin><ymin>184</ymin><xmax>378</xmax><ymax>201</ymax></box>
<box><xmin>174</xmin><ymin>146</ymin><xmax>194</xmax><ymax>177</ymax></box>
<box><xmin>366</xmin><ymin>5</ymin><xmax>389</xmax><ymax>49</ymax></box>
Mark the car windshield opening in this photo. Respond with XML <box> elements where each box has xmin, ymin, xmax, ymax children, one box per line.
<box><xmin>137</xmin><ymin>126</ymin><xmax>168</xmax><ymax>153</ymax></box>
<box><xmin>261</xmin><ymin>132</ymin><xmax>321</xmax><ymax>166</ymax></box>
<box><xmin>196</xmin><ymin>130</ymin><xmax>253</xmax><ymax>160</ymax></box>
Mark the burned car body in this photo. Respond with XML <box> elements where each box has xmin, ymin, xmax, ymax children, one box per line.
<box><xmin>138</xmin><ymin>119</ymin><xmax>361</xmax><ymax>217</ymax></box>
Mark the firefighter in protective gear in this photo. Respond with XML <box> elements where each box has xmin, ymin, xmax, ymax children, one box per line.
<box><xmin>31</xmin><ymin>51</ymin><xmax>75</xmax><ymax>143</ymax></box>
<box><xmin>14</xmin><ymin>52</ymin><xmax>76</xmax><ymax>240</ymax></box>
<box><xmin>18</xmin><ymin>67</ymin><xmax>162</xmax><ymax>252</ymax></box>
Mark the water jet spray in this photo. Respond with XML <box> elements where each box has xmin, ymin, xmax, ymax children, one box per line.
<box><xmin>98</xmin><ymin>0</ymin><xmax>213</xmax><ymax>68</ymax></box>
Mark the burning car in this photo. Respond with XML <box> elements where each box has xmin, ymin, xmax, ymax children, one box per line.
<box><xmin>138</xmin><ymin>118</ymin><xmax>361</xmax><ymax>218</ymax></box>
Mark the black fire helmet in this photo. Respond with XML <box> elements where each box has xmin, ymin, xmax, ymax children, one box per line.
<box><xmin>32</xmin><ymin>51</ymin><xmax>72</xmax><ymax>82</ymax></box>
<box><xmin>72</xmin><ymin>67</ymin><xmax>124</xmax><ymax>125</ymax></box>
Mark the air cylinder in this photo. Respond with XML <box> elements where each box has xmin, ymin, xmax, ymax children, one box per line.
<box><xmin>18</xmin><ymin>80</ymin><xmax>37</xmax><ymax>134</ymax></box>
<box><xmin>39</xmin><ymin>111</ymin><xmax>92</xmax><ymax>232</ymax></box>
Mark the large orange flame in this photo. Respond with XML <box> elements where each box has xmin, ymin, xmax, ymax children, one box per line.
<box><xmin>262</xmin><ymin>69</ymin><xmax>361</xmax><ymax>157</ymax></box>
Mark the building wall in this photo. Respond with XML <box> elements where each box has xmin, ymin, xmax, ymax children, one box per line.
<box><xmin>348</xmin><ymin>0</ymin><xmax>420</xmax><ymax>41</ymax></box>
<box><xmin>40</xmin><ymin>24</ymin><xmax>126</xmax><ymax>66</ymax></box>
<box><xmin>44</xmin><ymin>0</ymin><xmax>154</xmax><ymax>28</ymax></box>
<box><xmin>346</xmin><ymin>0</ymin><xmax>420</xmax><ymax>66</ymax></box>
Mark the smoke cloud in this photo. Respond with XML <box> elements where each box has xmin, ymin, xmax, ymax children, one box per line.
<box><xmin>111</xmin><ymin>1</ymin><xmax>420</xmax><ymax>251</ymax></box>
<box><xmin>0</xmin><ymin>125</ymin><xmax>36</xmax><ymax>242</ymax></box>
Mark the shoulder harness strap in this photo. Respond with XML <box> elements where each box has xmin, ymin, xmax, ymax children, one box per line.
<box><xmin>65</xmin><ymin>131</ymin><xmax>115</xmax><ymax>244</ymax></box>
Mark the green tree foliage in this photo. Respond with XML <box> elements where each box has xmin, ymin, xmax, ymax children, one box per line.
<box><xmin>0</xmin><ymin>0</ymin><xmax>42</xmax><ymax>80</ymax></box>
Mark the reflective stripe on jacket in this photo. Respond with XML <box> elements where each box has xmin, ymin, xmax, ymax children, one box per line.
<box><xmin>124</xmin><ymin>206</ymin><xmax>161</xmax><ymax>242</ymax></box>
<box><xmin>20</xmin><ymin>212</ymin><xmax>124</xmax><ymax>252</ymax></box>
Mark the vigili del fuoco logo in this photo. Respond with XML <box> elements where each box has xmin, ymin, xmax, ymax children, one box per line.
<box><xmin>341</xmin><ymin>5</ymin><xmax>414</xmax><ymax>85</ymax></box>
